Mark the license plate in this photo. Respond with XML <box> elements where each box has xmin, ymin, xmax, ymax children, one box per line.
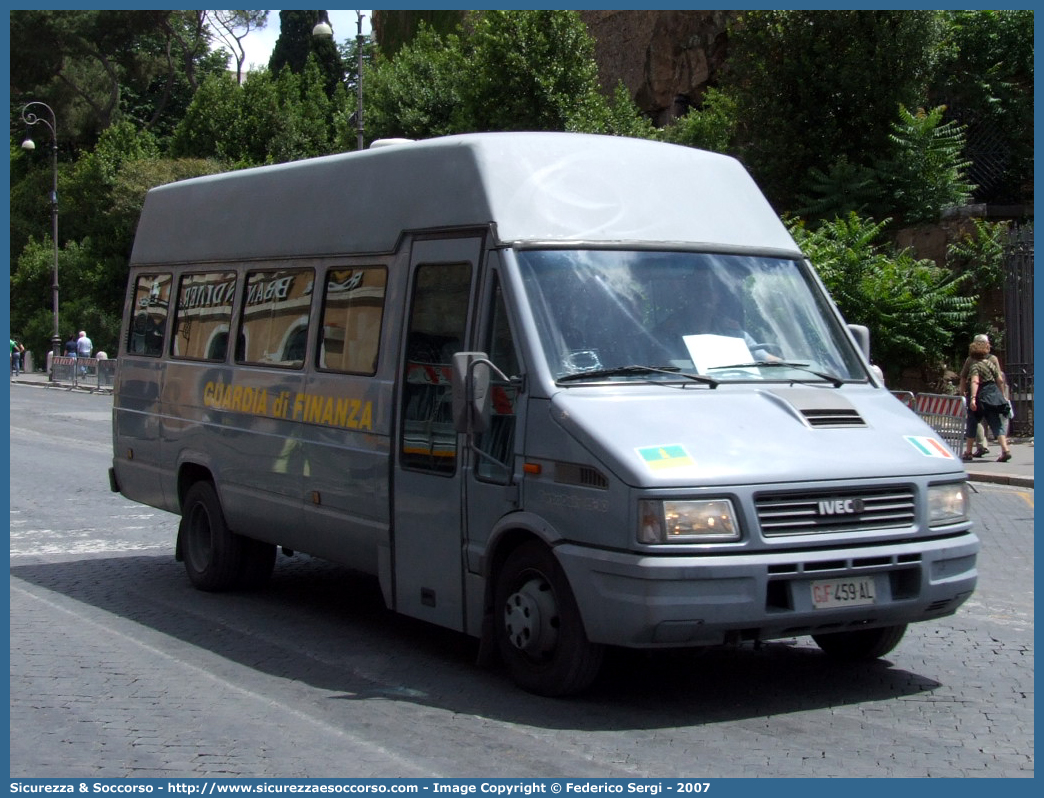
<box><xmin>810</xmin><ymin>576</ymin><xmax>876</xmax><ymax>609</ymax></box>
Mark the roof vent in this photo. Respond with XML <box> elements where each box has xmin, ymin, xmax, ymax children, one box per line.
<box><xmin>369</xmin><ymin>138</ymin><xmax>414</xmax><ymax>149</ymax></box>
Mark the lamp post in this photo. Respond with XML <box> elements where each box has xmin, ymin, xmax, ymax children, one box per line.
<box><xmin>20</xmin><ymin>101</ymin><xmax>62</xmax><ymax>372</ymax></box>
<box><xmin>313</xmin><ymin>10</ymin><xmax>366</xmax><ymax>151</ymax></box>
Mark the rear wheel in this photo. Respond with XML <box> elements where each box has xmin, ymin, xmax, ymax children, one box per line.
<box><xmin>494</xmin><ymin>541</ymin><xmax>604</xmax><ymax>697</ymax></box>
<box><xmin>180</xmin><ymin>481</ymin><xmax>273</xmax><ymax>591</ymax></box>
<box><xmin>812</xmin><ymin>624</ymin><xmax>907</xmax><ymax>661</ymax></box>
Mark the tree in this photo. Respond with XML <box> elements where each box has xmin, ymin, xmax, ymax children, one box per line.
<box><xmin>724</xmin><ymin>11</ymin><xmax>942</xmax><ymax>210</ymax></box>
<box><xmin>881</xmin><ymin>105</ymin><xmax>974</xmax><ymax>225</ymax></box>
<box><xmin>268</xmin><ymin>10</ymin><xmax>344</xmax><ymax>99</ymax></box>
<box><xmin>660</xmin><ymin>87</ymin><xmax>736</xmax><ymax>153</ymax></box>
<box><xmin>931</xmin><ymin>10</ymin><xmax>1034</xmax><ymax>204</ymax></box>
<box><xmin>172</xmin><ymin>60</ymin><xmax>338</xmax><ymax>167</ymax></box>
<box><xmin>790</xmin><ymin>213</ymin><xmax>976</xmax><ymax>385</ymax></box>
<box><xmin>366</xmin><ymin>11</ymin><xmax>611</xmax><ymax>140</ymax></box>
<box><xmin>364</xmin><ymin>24</ymin><xmax>468</xmax><ymax>140</ymax></box>
<box><xmin>461</xmin><ymin>11</ymin><xmax>603</xmax><ymax>132</ymax></box>
<box><xmin>9</xmin><ymin>10</ymin><xmax>222</xmax><ymax>150</ymax></box>
<box><xmin>211</xmin><ymin>10</ymin><xmax>270</xmax><ymax>84</ymax></box>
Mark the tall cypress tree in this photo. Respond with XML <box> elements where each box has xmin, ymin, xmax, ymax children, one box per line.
<box><xmin>269</xmin><ymin>10</ymin><xmax>344</xmax><ymax>98</ymax></box>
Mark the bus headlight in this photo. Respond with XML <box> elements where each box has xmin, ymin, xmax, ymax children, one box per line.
<box><xmin>927</xmin><ymin>483</ymin><xmax>969</xmax><ymax>527</ymax></box>
<box><xmin>639</xmin><ymin>499</ymin><xmax>740</xmax><ymax>543</ymax></box>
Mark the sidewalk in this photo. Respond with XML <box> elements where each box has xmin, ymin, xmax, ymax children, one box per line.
<box><xmin>9</xmin><ymin>369</ymin><xmax>1033</xmax><ymax>487</ymax></box>
<box><xmin>961</xmin><ymin>436</ymin><xmax>1034</xmax><ymax>489</ymax></box>
<box><xmin>10</xmin><ymin>367</ymin><xmax>112</xmax><ymax>395</ymax></box>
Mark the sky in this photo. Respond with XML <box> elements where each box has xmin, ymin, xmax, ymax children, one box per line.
<box><xmin>238</xmin><ymin>10</ymin><xmax>374</xmax><ymax>72</ymax></box>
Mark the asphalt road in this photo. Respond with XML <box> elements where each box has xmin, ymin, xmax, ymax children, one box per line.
<box><xmin>8</xmin><ymin>385</ymin><xmax>1034</xmax><ymax>779</ymax></box>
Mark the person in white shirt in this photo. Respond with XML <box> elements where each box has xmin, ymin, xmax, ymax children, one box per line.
<box><xmin>76</xmin><ymin>331</ymin><xmax>93</xmax><ymax>375</ymax></box>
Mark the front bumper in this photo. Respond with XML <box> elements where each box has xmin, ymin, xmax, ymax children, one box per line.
<box><xmin>555</xmin><ymin>532</ymin><xmax>979</xmax><ymax>647</ymax></box>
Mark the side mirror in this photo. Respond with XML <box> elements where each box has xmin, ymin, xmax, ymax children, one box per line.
<box><xmin>847</xmin><ymin>324</ymin><xmax>871</xmax><ymax>360</ymax></box>
<box><xmin>451</xmin><ymin>352</ymin><xmax>492</xmax><ymax>434</ymax></box>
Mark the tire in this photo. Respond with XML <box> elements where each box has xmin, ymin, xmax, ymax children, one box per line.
<box><xmin>812</xmin><ymin>623</ymin><xmax>907</xmax><ymax>661</ymax></box>
<box><xmin>179</xmin><ymin>481</ymin><xmax>259</xmax><ymax>592</ymax></box>
<box><xmin>494</xmin><ymin>541</ymin><xmax>604</xmax><ymax>697</ymax></box>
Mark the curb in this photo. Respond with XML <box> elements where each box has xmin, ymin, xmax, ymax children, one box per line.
<box><xmin>965</xmin><ymin>471</ymin><xmax>1034</xmax><ymax>489</ymax></box>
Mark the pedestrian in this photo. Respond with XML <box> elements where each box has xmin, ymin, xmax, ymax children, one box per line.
<box><xmin>10</xmin><ymin>338</ymin><xmax>24</xmax><ymax>376</ymax></box>
<box><xmin>64</xmin><ymin>333</ymin><xmax>78</xmax><ymax>359</ymax></box>
<box><xmin>76</xmin><ymin>330</ymin><xmax>93</xmax><ymax>376</ymax></box>
<box><xmin>958</xmin><ymin>333</ymin><xmax>1004</xmax><ymax>456</ymax></box>
<box><xmin>962</xmin><ymin>338</ymin><xmax>1011</xmax><ymax>463</ymax></box>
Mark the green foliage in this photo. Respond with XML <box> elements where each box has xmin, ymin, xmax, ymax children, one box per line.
<box><xmin>366</xmin><ymin>11</ymin><xmax>609</xmax><ymax>140</ymax></box>
<box><xmin>659</xmin><ymin>87</ymin><xmax>736</xmax><ymax>153</ymax></box>
<box><xmin>798</xmin><ymin>158</ymin><xmax>881</xmax><ymax>220</ymax></box>
<box><xmin>932</xmin><ymin>10</ymin><xmax>1033</xmax><ymax>203</ymax></box>
<box><xmin>10</xmin><ymin>10</ymin><xmax>221</xmax><ymax>151</ymax></box>
<box><xmin>571</xmin><ymin>83</ymin><xmax>658</xmax><ymax>139</ymax></box>
<box><xmin>269</xmin><ymin>10</ymin><xmax>345</xmax><ymax>100</ymax></box>
<box><xmin>946</xmin><ymin>218</ymin><xmax>1010</xmax><ymax>293</ymax></box>
<box><xmin>461</xmin><ymin>11</ymin><xmax>603</xmax><ymax>132</ymax></box>
<box><xmin>883</xmin><ymin>105</ymin><xmax>974</xmax><ymax>225</ymax></box>
<box><xmin>172</xmin><ymin>61</ymin><xmax>336</xmax><ymax>166</ymax></box>
<box><xmin>799</xmin><ymin>105</ymin><xmax>974</xmax><ymax>225</ymax></box>
<box><xmin>790</xmin><ymin>213</ymin><xmax>976</xmax><ymax>383</ymax></box>
<box><xmin>365</xmin><ymin>25</ymin><xmax>468</xmax><ymax>140</ymax></box>
<box><xmin>724</xmin><ymin>10</ymin><xmax>942</xmax><ymax>211</ymax></box>
<box><xmin>374</xmin><ymin>10</ymin><xmax>466</xmax><ymax>58</ymax></box>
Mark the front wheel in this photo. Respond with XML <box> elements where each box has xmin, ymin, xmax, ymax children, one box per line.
<box><xmin>812</xmin><ymin>624</ymin><xmax>907</xmax><ymax>661</ymax></box>
<box><xmin>494</xmin><ymin>541</ymin><xmax>604</xmax><ymax>697</ymax></box>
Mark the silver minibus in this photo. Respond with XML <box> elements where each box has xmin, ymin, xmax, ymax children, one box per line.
<box><xmin>111</xmin><ymin>133</ymin><xmax>978</xmax><ymax>695</ymax></box>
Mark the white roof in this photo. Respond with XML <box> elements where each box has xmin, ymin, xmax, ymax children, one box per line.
<box><xmin>130</xmin><ymin>132</ymin><xmax>800</xmax><ymax>264</ymax></box>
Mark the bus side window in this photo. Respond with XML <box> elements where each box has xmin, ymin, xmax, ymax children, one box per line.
<box><xmin>127</xmin><ymin>273</ymin><xmax>172</xmax><ymax>357</ymax></box>
<box><xmin>237</xmin><ymin>268</ymin><xmax>314</xmax><ymax>368</ymax></box>
<box><xmin>317</xmin><ymin>266</ymin><xmax>387</xmax><ymax>374</ymax></box>
<box><xmin>172</xmin><ymin>271</ymin><xmax>236</xmax><ymax>361</ymax></box>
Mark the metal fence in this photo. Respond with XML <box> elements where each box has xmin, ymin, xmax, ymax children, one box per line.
<box><xmin>908</xmin><ymin>393</ymin><xmax>968</xmax><ymax>454</ymax></box>
<box><xmin>1003</xmin><ymin>225</ymin><xmax>1034</xmax><ymax>438</ymax></box>
<box><xmin>50</xmin><ymin>356</ymin><xmax>116</xmax><ymax>391</ymax></box>
<box><xmin>896</xmin><ymin>389</ymin><xmax>1028</xmax><ymax>455</ymax></box>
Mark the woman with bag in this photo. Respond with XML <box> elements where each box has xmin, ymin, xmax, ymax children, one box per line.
<box><xmin>962</xmin><ymin>339</ymin><xmax>1012</xmax><ymax>463</ymax></box>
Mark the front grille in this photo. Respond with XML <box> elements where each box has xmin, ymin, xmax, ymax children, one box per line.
<box><xmin>756</xmin><ymin>487</ymin><xmax>916</xmax><ymax>536</ymax></box>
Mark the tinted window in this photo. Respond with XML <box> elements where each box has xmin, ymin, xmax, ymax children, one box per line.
<box><xmin>127</xmin><ymin>273</ymin><xmax>172</xmax><ymax>357</ymax></box>
<box><xmin>172</xmin><ymin>271</ymin><xmax>237</xmax><ymax>361</ymax></box>
<box><xmin>400</xmin><ymin>263</ymin><xmax>471</xmax><ymax>474</ymax></box>
<box><xmin>318</xmin><ymin>266</ymin><xmax>387</xmax><ymax>375</ymax></box>
<box><xmin>237</xmin><ymin>269</ymin><xmax>314</xmax><ymax>368</ymax></box>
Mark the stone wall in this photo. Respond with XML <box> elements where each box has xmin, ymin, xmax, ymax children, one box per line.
<box><xmin>579</xmin><ymin>10</ymin><xmax>734</xmax><ymax>126</ymax></box>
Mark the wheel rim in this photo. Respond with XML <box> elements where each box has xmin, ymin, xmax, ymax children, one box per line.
<box><xmin>503</xmin><ymin>575</ymin><xmax>559</xmax><ymax>660</ymax></box>
<box><xmin>184</xmin><ymin>503</ymin><xmax>213</xmax><ymax>573</ymax></box>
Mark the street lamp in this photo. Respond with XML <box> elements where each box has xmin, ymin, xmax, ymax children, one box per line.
<box><xmin>313</xmin><ymin>10</ymin><xmax>366</xmax><ymax>151</ymax></box>
<box><xmin>20</xmin><ymin>101</ymin><xmax>62</xmax><ymax>373</ymax></box>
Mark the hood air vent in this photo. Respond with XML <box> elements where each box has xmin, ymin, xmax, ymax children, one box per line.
<box><xmin>802</xmin><ymin>408</ymin><xmax>866</xmax><ymax>428</ymax></box>
<box><xmin>768</xmin><ymin>388</ymin><xmax>867</xmax><ymax>429</ymax></box>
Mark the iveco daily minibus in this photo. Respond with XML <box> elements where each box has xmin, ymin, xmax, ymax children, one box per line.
<box><xmin>110</xmin><ymin>133</ymin><xmax>977</xmax><ymax>695</ymax></box>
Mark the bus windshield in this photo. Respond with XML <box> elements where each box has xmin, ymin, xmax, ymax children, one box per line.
<box><xmin>515</xmin><ymin>249</ymin><xmax>868</xmax><ymax>385</ymax></box>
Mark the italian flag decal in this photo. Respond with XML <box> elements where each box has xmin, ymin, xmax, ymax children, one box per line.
<box><xmin>905</xmin><ymin>436</ymin><xmax>955</xmax><ymax>459</ymax></box>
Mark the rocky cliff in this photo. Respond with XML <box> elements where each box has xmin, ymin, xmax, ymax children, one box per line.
<box><xmin>579</xmin><ymin>10</ymin><xmax>734</xmax><ymax>126</ymax></box>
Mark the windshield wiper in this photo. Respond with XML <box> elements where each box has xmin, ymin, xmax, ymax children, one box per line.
<box><xmin>558</xmin><ymin>364</ymin><xmax>719</xmax><ymax>387</ymax></box>
<box><xmin>707</xmin><ymin>361</ymin><xmax>845</xmax><ymax>388</ymax></box>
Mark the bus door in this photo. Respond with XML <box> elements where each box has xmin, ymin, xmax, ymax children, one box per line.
<box><xmin>461</xmin><ymin>258</ymin><xmax>525</xmax><ymax>637</ymax></box>
<box><xmin>393</xmin><ymin>236</ymin><xmax>483</xmax><ymax>629</ymax></box>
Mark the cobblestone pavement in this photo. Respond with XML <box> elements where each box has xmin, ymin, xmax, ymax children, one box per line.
<box><xmin>9</xmin><ymin>483</ymin><xmax>1032</xmax><ymax>779</ymax></box>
